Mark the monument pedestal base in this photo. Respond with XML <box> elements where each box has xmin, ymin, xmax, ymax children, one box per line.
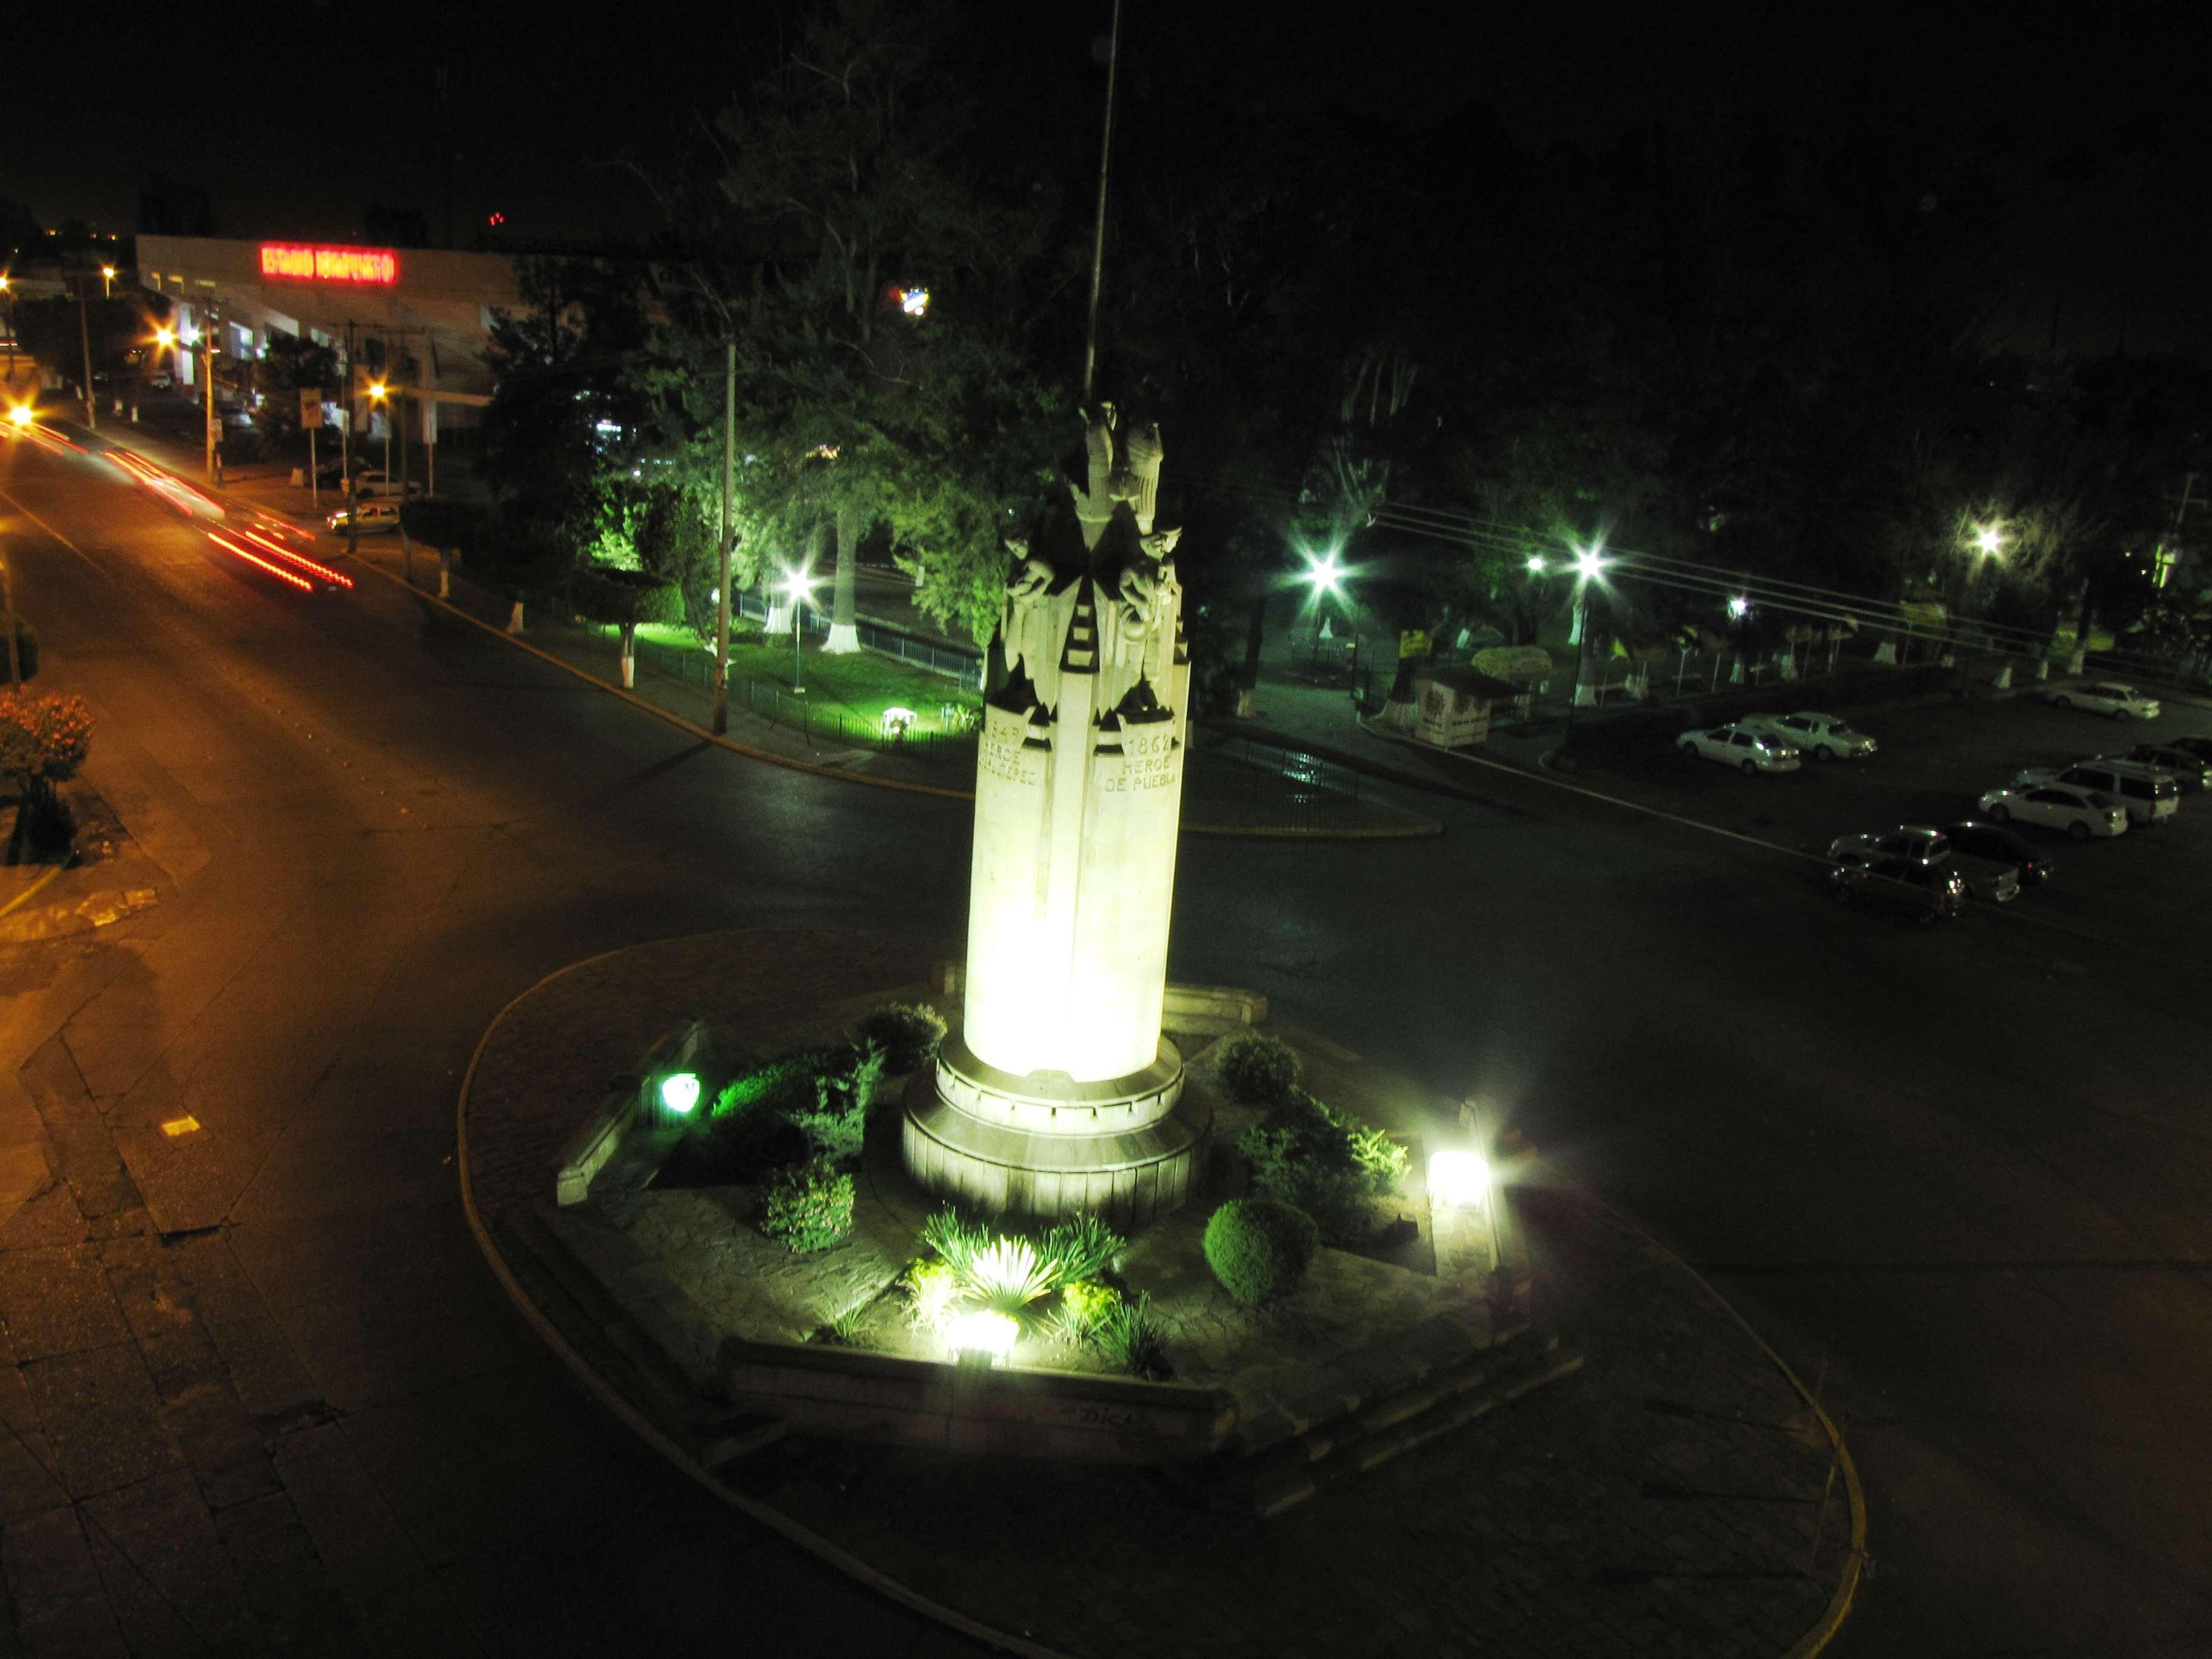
<box><xmin>903</xmin><ymin>1032</ymin><xmax>1207</xmax><ymax>1227</ymax></box>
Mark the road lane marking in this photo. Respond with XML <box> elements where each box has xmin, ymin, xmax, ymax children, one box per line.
<box><xmin>0</xmin><ymin>483</ymin><xmax>118</xmax><ymax>578</ymax></box>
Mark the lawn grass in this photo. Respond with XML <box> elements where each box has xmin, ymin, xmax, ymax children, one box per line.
<box><xmin>605</xmin><ymin>620</ymin><xmax>980</xmax><ymax>732</ymax></box>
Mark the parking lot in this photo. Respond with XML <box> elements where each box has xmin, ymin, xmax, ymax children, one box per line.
<box><xmin>1567</xmin><ymin>686</ymin><xmax>2212</xmax><ymax>972</ymax></box>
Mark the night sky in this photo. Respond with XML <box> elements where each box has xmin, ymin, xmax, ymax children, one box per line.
<box><xmin>10</xmin><ymin>3</ymin><xmax>2206</xmax><ymax>352</ymax></box>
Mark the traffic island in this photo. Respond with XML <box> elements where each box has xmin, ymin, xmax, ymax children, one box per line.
<box><xmin>460</xmin><ymin>928</ymin><xmax>1862</xmax><ymax>1658</ymax></box>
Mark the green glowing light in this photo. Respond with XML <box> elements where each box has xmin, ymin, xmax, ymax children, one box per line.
<box><xmin>659</xmin><ymin>1072</ymin><xmax>702</xmax><ymax>1116</ymax></box>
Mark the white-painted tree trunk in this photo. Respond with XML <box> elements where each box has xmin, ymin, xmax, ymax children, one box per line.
<box><xmin>507</xmin><ymin>600</ymin><xmax>524</xmax><ymax>635</ymax></box>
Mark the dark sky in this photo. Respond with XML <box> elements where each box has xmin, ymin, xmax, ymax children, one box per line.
<box><xmin>8</xmin><ymin>2</ymin><xmax>2205</xmax><ymax>352</ymax></box>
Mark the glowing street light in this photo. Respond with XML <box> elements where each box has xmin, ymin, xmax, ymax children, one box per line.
<box><xmin>368</xmin><ymin>381</ymin><xmax>391</xmax><ymax>477</ymax></box>
<box><xmin>1574</xmin><ymin>544</ymin><xmax>1606</xmax><ymax>581</ymax></box>
<box><xmin>1302</xmin><ymin>549</ymin><xmax>1344</xmax><ymax>597</ymax></box>
<box><xmin>7</xmin><ymin>404</ymin><xmax>31</xmax><ymax>431</ymax></box>
<box><xmin>784</xmin><ymin>566</ymin><xmax>816</xmax><ymax>691</ymax></box>
<box><xmin>1526</xmin><ymin>555</ymin><xmax>1546</xmax><ymax>575</ymax></box>
<box><xmin>1728</xmin><ymin>595</ymin><xmax>1750</xmax><ymax>618</ymax></box>
<box><xmin>1972</xmin><ymin>523</ymin><xmax>2004</xmax><ymax>558</ymax></box>
<box><xmin>657</xmin><ymin>1071</ymin><xmax>702</xmax><ymax>1119</ymax></box>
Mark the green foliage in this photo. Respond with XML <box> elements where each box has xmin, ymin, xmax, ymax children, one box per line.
<box><xmin>900</xmin><ymin>1258</ymin><xmax>961</xmax><ymax>1332</ymax></box>
<box><xmin>570</xmin><ymin>565</ymin><xmax>685</xmax><ymax>631</ymax></box>
<box><xmin>1093</xmin><ymin>1292</ymin><xmax>1171</xmax><ymax>1381</ymax></box>
<box><xmin>760</xmin><ymin>1158</ymin><xmax>854</xmax><ymax>1254</ymax></box>
<box><xmin>786</xmin><ymin>1044</ymin><xmax>882</xmax><ymax>1165</ymax></box>
<box><xmin>1237</xmin><ymin>1088</ymin><xmax>1404</xmax><ymax>1244</ymax></box>
<box><xmin>1036</xmin><ymin>1215</ymin><xmax>1125</xmax><ymax>1285</ymax></box>
<box><xmin>1214</xmin><ymin>1031</ymin><xmax>1304</xmax><ymax>1106</ymax></box>
<box><xmin>468</xmin><ymin>514</ymin><xmax>574</xmax><ymax>603</ymax></box>
<box><xmin>853</xmin><ymin>1002</ymin><xmax>946</xmax><ymax>1074</ymax></box>
<box><xmin>0</xmin><ymin>689</ymin><xmax>92</xmax><ymax>798</ymax></box>
<box><xmin>1202</xmin><ymin>1199</ymin><xmax>1319</xmax><ymax>1307</ymax></box>
<box><xmin>918</xmin><ymin>1205</ymin><xmax>993</xmax><ymax>1275</ymax></box>
<box><xmin>1051</xmin><ymin>1278</ymin><xmax>1121</xmax><ymax>1348</ymax></box>
<box><xmin>819</xmin><ymin>1296</ymin><xmax>870</xmax><ymax>1344</ymax></box>
<box><xmin>961</xmin><ymin>1237</ymin><xmax>1056</xmax><ymax>1319</ymax></box>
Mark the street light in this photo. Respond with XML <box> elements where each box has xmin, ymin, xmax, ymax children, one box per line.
<box><xmin>1728</xmin><ymin>595</ymin><xmax>1750</xmax><ymax>618</ymax></box>
<box><xmin>1972</xmin><ymin>523</ymin><xmax>2004</xmax><ymax>559</ymax></box>
<box><xmin>1525</xmin><ymin>554</ymin><xmax>1546</xmax><ymax>575</ymax></box>
<box><xmin>785</xmin><ymin>566</ymin><xmax>816</xmax><ymax>692</ymax></box>
<box><xmin>1561</xmin><ymin>541</ymin><xmax>1607</xmax><ymax>750</ymax></box>
<box><xmin>369</xmin><ymin>381</ymin><xmax>390</xmax><ymax>477</ymax></box>
<box><xmin>100</xmin><ymin>264</ymin><xmax>116</xmax><ymax>297</ymax></box>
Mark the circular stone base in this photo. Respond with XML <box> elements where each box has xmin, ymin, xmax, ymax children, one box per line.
<box><xmin>902</xmin><ymin>1032</ymin><xmax>1208</xmax><ymax>1227</ymax></box>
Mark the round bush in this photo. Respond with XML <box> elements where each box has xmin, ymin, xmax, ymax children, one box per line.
<box><xmin>760</xmin><ymin>1158</ymin><xmax>854</xmax><ymax>1254</ymax></box>
<box><xmin>1202</xmin><ymin>1198</ymin><xmax>1319</xmax><ymax>1306</ymax></box>
<box><xmin>1214</xmin><ymin>1031</ymin><xmax>1302</xmax><ymax>1106</ymax></box>
<box><xmin>854</xmin><ymin>1002</ymin><xmax>946</xmax><ymax>1075</ymax></box>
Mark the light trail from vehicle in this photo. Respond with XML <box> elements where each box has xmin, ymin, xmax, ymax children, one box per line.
<box><xmin>233</xmin><ymin>526</ymin><xmax>354</xmax><ymax>588</ymax></box>
<box><xmin>206</xmin><ymin>530</ymin><xmax>315</xmax><ymax>592</ymax></box>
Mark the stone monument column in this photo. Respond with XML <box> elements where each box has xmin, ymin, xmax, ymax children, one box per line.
<box><xmin>903</xmin><ymin>408</ymin><xmax>1208</xmax><ymax>1226</ymax></box>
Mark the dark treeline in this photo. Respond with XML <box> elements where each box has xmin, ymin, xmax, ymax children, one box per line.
<box><xmin>465</xmin><ymin>0</ymin><xmax>2210</xmax><ymax>689</ymax></box>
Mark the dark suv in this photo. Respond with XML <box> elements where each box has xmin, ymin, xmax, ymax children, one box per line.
<box><xmin>1940</xmin><ymin>820</ymin><xmax>2054</xmax><ymax>885</ymax></box>
<box><xmin>1828</xmin><ymin>857</ymin><xmax>1967</xmax><ymax>926</ymax></box>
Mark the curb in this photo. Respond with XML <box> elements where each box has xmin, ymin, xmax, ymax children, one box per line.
<box><xmin>1570</xmin><ymin>1182</ymin><xmax>1867</xmax><ymax>1658</ymax></box>
<box><xmin>454</xmin><ymin>940</ymin><xmax>1077</xmax><ymax>1659</ymax></box>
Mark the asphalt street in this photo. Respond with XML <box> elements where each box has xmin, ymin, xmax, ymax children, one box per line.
<box><xmin>4</xmin><ymin>427</ymin><xmax>2212</xmax><ymax>1655</ymax></box>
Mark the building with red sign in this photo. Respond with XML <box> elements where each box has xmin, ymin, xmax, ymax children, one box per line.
<box><xmin>133</xmin><ymin>234</ymin><xmax>525</xmax><ymax>457</ymax></box>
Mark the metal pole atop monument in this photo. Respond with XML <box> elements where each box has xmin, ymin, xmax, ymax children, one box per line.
<box><xmin>1080</xmin><ymin>0</ymin><xmax>1122</xmax><ymax>407</ymax></box>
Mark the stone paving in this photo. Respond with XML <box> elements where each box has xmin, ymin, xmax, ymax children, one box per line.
<box><xmin>461</xmin><ymin>928</ymin><xmax>1860</xmax><ymax>1658</ymax></box>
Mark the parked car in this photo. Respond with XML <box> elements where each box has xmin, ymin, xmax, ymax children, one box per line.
<box><xmin>2165</xmin><ymin>736</ymin><xmax>2212</xmax><ymax>766</ymax></box>
<box><xmin>350</xmin><ymin>470</ymin><xmax>423</xmax><ymax>500</ymax></box>
<box><xmin>1741</xmin><ymin>711</ymin><xmax>1877</xmax><ymax>760</ymax></box>
<box><xmin>2013</xmin><ymin>761</ymin><xmax>2179</xmax><ymax>826</ymax></box>
<box><xmin>2118</xmin><ymin>743</ymin><xmax>2212</xmax><ymax>791</ymax></box>
<box><xmin>1976</xmin><ymin>783</ymin><xmax>2130</xmax><ymax>840</ymax></box>
<box><xmin>1939</xmin><ymin>820</ymin><xmax>2055</xmax><ymax>886</ymax></box>
<box><xmin>1677</xmin><ymin>723</ymin><xmax>1803</xmax><ymax>774</ymax></box>
<box><xmin>2040</xmin><ymin>682</ymin><xmax>2160</xmax><ymax>720</ymax></box>
<box><xmin>1828</xmin><ymin>856</ymin><xmax>1968</xmax><ymax>925</ymax></box>
<box><xmin>326</xmin><ymin>499</ymin><xmax>402</xmax><ymax>534</ymax></box>
<box><xmin>1827</xmin><ymin>825</ymin><xmax>2021</xmax><ymax>902</ymax></box>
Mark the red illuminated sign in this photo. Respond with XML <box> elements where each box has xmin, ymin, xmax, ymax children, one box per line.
<box><xmin>258</xmin><ymin>244</ymin><xmax>400</xmax><ymax>284</ymax></box>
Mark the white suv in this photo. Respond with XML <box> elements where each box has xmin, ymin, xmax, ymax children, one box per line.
<box><xmin>2013</xmin><ymin>760</ymin><xmax>2179</xmax><ymax>826</ymax></box>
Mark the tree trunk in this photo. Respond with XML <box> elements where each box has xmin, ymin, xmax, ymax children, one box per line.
<box><xmin>620</xmin><ymin>622</ymin><xmax>636</xmax><ymax>689</ymax></box>
<box><xmin>824</xmin><ymin>502</ymin><xmax>860</xmax><ymax>654</ymax></box>
<box><xmin>507</xmin><ymin>600</ymin><xmax>524</xmax><ymax>635</ymax></box>
<box><xmin>438</xmin><ymin>549</ymin><xmax>451</xmax><ymax>600</ymax></box>
<box><xmin>1242</xmin><ymin>592</ymin><xmax>1267</xmax><ymax>683</ymax></box>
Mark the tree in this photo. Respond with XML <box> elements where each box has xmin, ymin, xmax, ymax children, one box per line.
<box><xmin>467</xmin><ymin>516</ymin><xmax>573</xmax><ymax>635</ymax></box>
<box><xmin>0</xmin><ymin>689</ymin><xmax>92</xmax><ymax>857</ymax></box>
<box><xmin>571</xmin><ymin>566</ymin><xmax>683</xmax><ymax>688</ymax></box>
<box><xmin>400</xmin><ymin>498</ymin><xmax>486</xmax><ymax>600</ymax></box>
<box><xmin>675</xmin><ymin>0</ymin><xmax>1062</xmax><ymax>646</ymax></box>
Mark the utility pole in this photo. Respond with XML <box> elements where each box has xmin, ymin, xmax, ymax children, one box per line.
<box><xmin>714</xmin><ymin>338</ymin><xmax>735</xmax><ymax>735</ymax></box>
<box><xmin>76</xmin><ymin>276</ymin><xmax>98</xmax><ymax>432</ymax></box>
<box><xmin>398</xmin><ymin>353</ymin><xmax>412</xmax><ymax>586</ymax></box>
<box><xmin>343</xmin><ymin>323</ymin><xmax>358</xmax><ymax>561</ymax></box>
<box><xmin>1079</xmin><ymin>0</ymin><xmax>1122</xmax><ymax>406</ymax></box>
<box><xmin>203</xmin><ymin>317</ymin><xmax>220</xmax><ymax>481</ymax></box>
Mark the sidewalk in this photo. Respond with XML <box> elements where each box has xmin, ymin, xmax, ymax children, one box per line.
<box><xmin>460</xmin><ymin>929</ymin><xmax>1863</xmax><ymax>1659</ymax></box>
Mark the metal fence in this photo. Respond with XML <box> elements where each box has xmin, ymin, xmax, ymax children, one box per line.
<box><xmin>732</xmin><ymin>591</ymin><xmax>984</xmax><ymax>690</ymax></box>
<box><xmin>736</xmin><ymin>677</ymin><xmax>979</xmax><ymax>766</ymax></box>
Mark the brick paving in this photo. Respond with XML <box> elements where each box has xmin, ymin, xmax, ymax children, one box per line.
<box><xmin>461</xmin><ymin>929</ymin><xmax>1860</xmax><ymax>1658</ymax></box>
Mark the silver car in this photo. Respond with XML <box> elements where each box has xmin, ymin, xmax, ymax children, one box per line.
<box><xmin>1828</xmin><ymin>825</ymin><xmax>2020</xmax><ymax>903</ymax></box>
<box><xmin>1743</xmin><ymin>711</ymin><xmax>1877</xmax><ymax>760</ymax></box>
<box><xmin>1677</xmin><ymin>723</ymin><xmax>1803</xmax><ymax>774</ymax></box>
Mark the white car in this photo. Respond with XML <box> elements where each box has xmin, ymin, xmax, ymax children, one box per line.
<box><xmin>1741</xmin><ymin>711</ymin><xmax>1877</xmax><ymax>760</ymax></box>
<box><xmin>327</xmin><ymin>499</ymin><xmax>402</xmax><ymax>534</ymax></box>
<box><xmin>1977</xmin><ymin>783</ymin><xmax>2130</xmax><ymax>841</ymax></box>
<box><xmin>2013</xmin><ymin>761</ymin><xmax>2179</xmax><ymax>826</ymax></box>
<box><xmin>1677</xmin><ymin>723</ymin><xmax>1802</xmax><ymax>774</ymax></box>
<box><xmin>2042</xmin><ymin>681</ymin><xmax>2160</xmax><ymax>720</ymax></box>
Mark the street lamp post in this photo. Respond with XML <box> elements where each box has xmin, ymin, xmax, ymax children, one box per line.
<box><xmin>1558</xmin><ymin>545</ymin><xmax>1606</xmax><ymax>753</ymax></box>
<box><xmin>75</xmin><ymin>276</ymin><xmax>98</xmax><ymax>432</ymax></box>
<box><xmin>786</xmin><ymin>568</ymin><xmax>813</xmax><ymax>693</ymax></box>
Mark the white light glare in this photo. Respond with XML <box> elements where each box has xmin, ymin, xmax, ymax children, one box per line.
<box><xmin>1305</xmin><ymin>551</ymin><xmax>1343</xmax><ymax>595</ymax></box>
<box><xmin>1526</xmin><ymin>555</ymin><xmax>1546</xmax><ymax>574</ymax></box>
<box><xmin>657</xmin><ymin>1072</ymin><xmax>702</xmax><ymax>1116</ymax></box>
<box><xmin>1728</xmin><ymin>595</ymin><xmax>1749</xmax><ymax>618</ymax></box>
<box><xmin>899</xmin><ymin>287</ymin><xmax>930</xmax><ymax>317</ymax></box>
<box><xmin>1429</xmin><ymin>1149</ymin><xmax>1492</xmax><ymax>1209</ymax></box>
<box><xmin>1973</xmin><ymin>524</ymin><xmax>2004</xmax><ymax>557</ymax></box>
<box><xmin>785</xmin><ymin>567</ymin><xmax>813</xmax><ymax>602</ymax></box>
<box><xmin>1574</xmin><ymin>545</ymin><xmax>1605</xmax><ymax>580</ymax></box>
<box><xmin>947</xmin><ymin>1309</ymin><xmax>1017</xmax><ymax>1364</ymax></box>
<box><xmin>881</xmin><ymin>706</ymin><xmax>917</xmax><ymax>736</ymax></box>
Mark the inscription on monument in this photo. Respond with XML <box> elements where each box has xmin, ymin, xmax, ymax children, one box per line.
<box><xmin>1102</xmin><ymin>727</ymin><xmax>1178</xmax><ymax>793</ymax></box>
<box><xmin>979</xmin><ymin>725</ymin><xmax>1044</xmax><ymax>787</ymax></box>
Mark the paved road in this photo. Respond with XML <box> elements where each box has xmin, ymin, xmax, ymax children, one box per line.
<box><xmin>4</xmin><ymin>426</ymin><xmax>2212</xmax><ymax>1655</ymax></box>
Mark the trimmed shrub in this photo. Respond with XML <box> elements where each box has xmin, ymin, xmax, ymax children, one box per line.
<box><xmin>1214</xmin><ymin>1031</ymin><xmax>1302</xmax><ymax>1106</ymax></box>
<box><xmin>1238</xmin><ymin>1088</ymin><xmax>1404</xmax><ymax>1245</ymax></box>
<box><xmin>760</xmin><ymin>1158</ymin><xmax>854</xmax><ymax>1254</ymax></box>
<box><xmin>854</xmin><ymin>1002</ymin><xmax>946</xmax><ymax>1074</ymax></box>
<box><xmin>1203</xmin><ymin>1198</ymin><xmax>1319</xmax><ymax>1305</ymax></box>
<box><xmin>787</xmin><ymin>1045</ymin><xmax>882</xmax><ymax>1164</ymax></box>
